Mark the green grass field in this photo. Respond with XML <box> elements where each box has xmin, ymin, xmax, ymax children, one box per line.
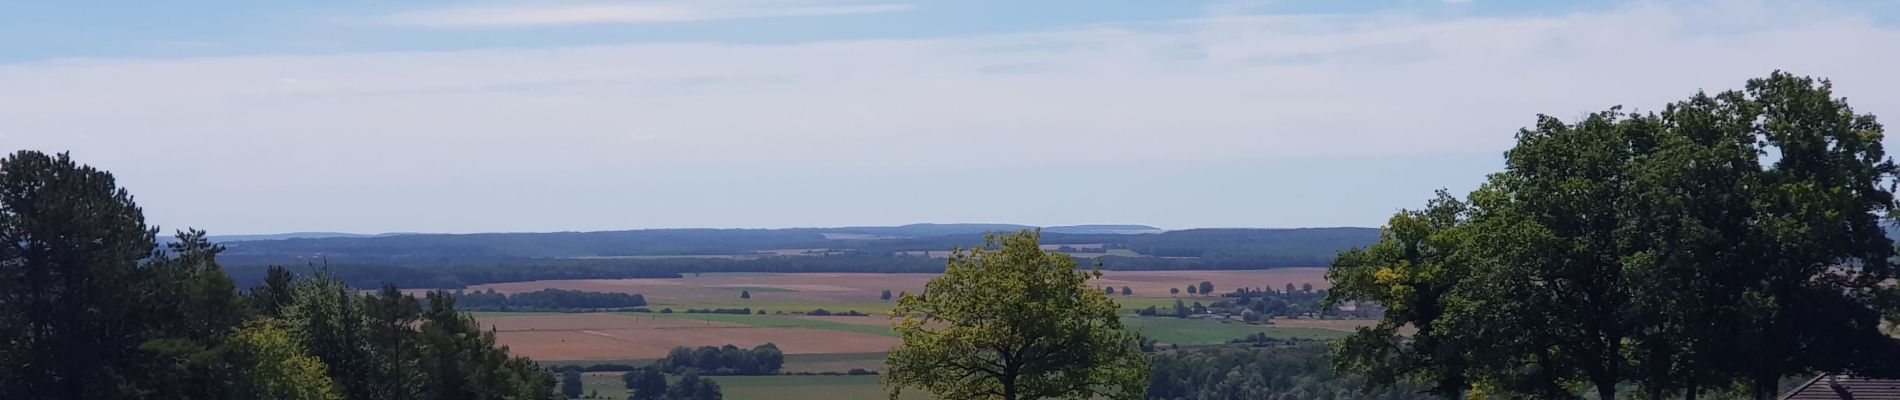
<box><xmin>1122</xmin><ymin>316</ymin><xmax>1349</xmax><ymax>344</ymax></box>
<box><xmin>713</xmin><ymin>375</ymin><xmax>929</xmax><ymax>400</ymax></box>
<box><xmin>776</xmin><ymin>352</ymin><xmax>889</xmax><ymax>373</ymax></box>
<box><xmin>612</xmin><ymin>312</ymin><xmax>898</xmax><ymax>337</ymax></box>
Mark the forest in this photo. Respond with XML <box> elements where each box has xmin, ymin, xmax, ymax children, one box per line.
<box><xmin>0</xmin><ymin>152</ymin><xmax>559</xmax><ymax>400</ymax></box>
<box><xmin>452</xmin><ymin>288</ymin><xmax>648</xmax><ymax>312</ymax></box>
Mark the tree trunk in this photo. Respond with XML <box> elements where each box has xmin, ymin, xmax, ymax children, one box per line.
<box><xmin>1753</xmin><ymin>376</ymin><xmax>1779</xmax><ymax>400</ymax></box>
<box><xmin>1596</xmin><ymin>379</ymin><xmax>1618</xmax><ymax>400</ymax></box>
<box><xmin>1002</xmin><ymin>373</ymin><xmax>1017</xmax><ymax>400</ymax></box>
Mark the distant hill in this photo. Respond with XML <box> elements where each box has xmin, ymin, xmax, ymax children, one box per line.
<box><xmin>1042</xmin><ymin>224</ymin><xmax>1165</xmax><ymax>235</ymax></box>
<box><xmin>817</xmin><ymin>223</ymin><xmax>1164</xmax><ymax>237</ymax></box>
<box><xmin>211</xmin><ymin>224</ymin><xmax>1379</xmax><ymax>289</ymax></box>
<box><xmin>209</xmin><ymin>232</ymin><xmax>383</xmax><ymax>242</ymax></box>
<box><xmin>160</xmin><ymin>232</ymin><xmax>411</xmax><ymax>243</ymax></box>
<box><xmin>216</xmin><ymin>224</ymin><xmax>1373</xmax><ymax>263</ymax></box>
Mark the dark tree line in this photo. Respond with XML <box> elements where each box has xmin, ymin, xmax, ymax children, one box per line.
<box><xmin>453</xmin><ymin>288</ymin><xmax>647</xmax><ymax>312</ymax></box>
<box><xmin>223</xmin><ymin>251</ymin><xmax>1351</xmax><ymax>290</ymax></box>
<box><xmin>624</xmin><ymin>367</ymin><xmax>722</xmax><ymax>400</ymax></box>
<box><xmin>218</xmin><ymin>226</ymin><xmax>1376</xmax><ymax>263</ymax></box>
<box><xmin>660</xmin><ymin>344</ymin><xmax>786</xmax><ymax>375</ymax></box>
<box><xmin>0</xmin><ymin>151</ymin><xmax>558</xmax><ymax>400</ymax></box>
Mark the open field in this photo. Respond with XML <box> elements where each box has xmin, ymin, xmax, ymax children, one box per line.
<box><xmin>465</xmin><ymin>269</ymin><xmax>1330</xmax><ymax>309</ymax></box>
<box><xmin>1122</xmin><ymin>316</ymin><xmax>1350</xmax><ymax>345</ymax></box>
<box><xmin>1268</xmin><ymin>318</ymin><xmax>1380</xmax><ymax>332</ymax></box>
<box><xmin>622</xmin><ymin>312</ymin><xmax>896</xmax><ymax>337</ymax></box>
<box><xmin>479</xmin><ymin>313</ymin><xmax>898</xmax><ymax>361</ymax></box>
<box><xmin>714</xmin><ymin>375</ymin><xmax>931</xmax><ymax>400</ymax></box>
<box><xmin>470</xmin><ymin>270</ymin><xmax>1339</xmax><ymax>362</ymax></box>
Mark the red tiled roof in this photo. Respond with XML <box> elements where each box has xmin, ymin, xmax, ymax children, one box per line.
<box><xmin>1782</xmin><ymin>375</ymin><xmax>1900</xmax><ymax>400</ymax></box>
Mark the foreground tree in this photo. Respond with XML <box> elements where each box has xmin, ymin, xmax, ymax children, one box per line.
<box><xmin>0</xmin><ymin>150</ymin><xmax>560</xmax><ymax>400</ymax></box>
<box><xmin>0</xmin><ymin>151</ymin><xmax>162</xmax><ymax>399</ymax></box>
<box><xmin>229</xmin><ymin>319</ymin><xmax>345</xmax><ymax>400</ymax></box>
<box><xmin>884</xmin><ymin>230</ymin><xmax>1149</xmax><ymax>400</ymax></box>
<box><xmin>1327</xmin><ymin>72</ymin><xmax>1900</xmax><ymax>400</ymax></box>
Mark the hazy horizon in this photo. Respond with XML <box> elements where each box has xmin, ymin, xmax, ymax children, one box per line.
<box><xmin>7</xmin><ymin>0</ymin><xmax>1898</xmax><ymax>234</ymax></box>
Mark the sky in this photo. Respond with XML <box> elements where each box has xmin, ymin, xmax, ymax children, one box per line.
<box><xmin>4</xmin><ymin>0</ymin><xmax>1900</xmax><ymax>234</ymax></box>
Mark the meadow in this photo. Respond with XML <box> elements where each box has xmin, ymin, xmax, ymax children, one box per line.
<box><xmin>474</xmin><ymin>269</ymin><xmax>1352</xmax><ymax>399</ymax></box>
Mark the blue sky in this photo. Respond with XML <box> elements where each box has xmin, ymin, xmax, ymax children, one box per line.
<box><xmin>4</xmin><ymin>0</ymin><xmax>1900</xmax><ymax>234</ymax></box>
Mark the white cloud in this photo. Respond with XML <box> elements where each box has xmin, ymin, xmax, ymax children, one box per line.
<box><xmin>2</xmin><ymin>1</ymin><xmax>1895</xmax><ymax>232</ymax></box>
<box><xmin>377</xmin><ymin>2</ymin><xmax>912</xmax><ymax>28</ymax></box>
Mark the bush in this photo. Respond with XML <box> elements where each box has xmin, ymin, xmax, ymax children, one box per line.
<box><xmin>660</xmin><ymin>343</ymin><xmax>785</xmax><ymax>375</ymax></box>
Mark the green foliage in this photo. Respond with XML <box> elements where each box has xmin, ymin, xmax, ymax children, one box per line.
<box><xmin>229</xmin><ymin>319</ymin><xmax>345</xmax><ymax>400</ymax></box>
<box><xmin>561</xmin><ymin>370</ymin><xmax>583</xmax><ymax>398</ymax></box>
<box><xmin>1326</xmin><ymin>72</ymin><xmax>1900</xmax><ymax>400</ymax></box>
<box><xmin>0</xmin><ymin>150</ymin><xmax>559</xmax><ymax>400</ymax></box>
<box><xmin>0</xmin><ymin>151</ymin><xmax>161</xmax><ymax>399</ymax></box>
<box><xmin>1147</xmin><ymin>344</ymin><xmax>1432</xmax><ymax>400</ymax></box>
<box><xmin>667</xmin><ymin>372</ymin><xmax>724</xmax><ymax>400</ymax></box>
<box><xmin>417</xmin><ymin>291</ymin><xmax>562</xmax><ymax>400</ymax></box>
<box><xmin>624</xmin><ymin>366</ymin><xmax>669</xmax><ymax>400</ymax></box>
<box><xmin>660</xmin><ymin>344</ymin><xmax>786</xmax><ymax>375</ymax></box>
<box><xmin>885</xmin><ymin>231</ymin><xmax>1150</xmax><ymax>400</ymax></box>
<box><xmin>455</xmin><ymin>288</ymin><xmax>647</xmax><ymax>311</ymax></box>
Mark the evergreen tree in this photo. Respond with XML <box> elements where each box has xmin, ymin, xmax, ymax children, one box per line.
<box><xmin>0</xmin><ymin>151</ymin><xmax>162</xmax><ymax>399</ymax></box>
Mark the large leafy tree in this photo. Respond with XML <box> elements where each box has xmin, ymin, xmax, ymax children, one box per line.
<box><xmin>1328</xmin><ymin>72</ymin><xmax>1900</xmax><ymax>400</ymax></box>
<box><xmin>884</xmin><ymin>230</ymin><xmax>1149</xmax><ymax>400</ymax></box>
<box><xmin>1726</xmin><ymin>73</ymin><xmax>1900</xmax><ymax>399</ymax></box>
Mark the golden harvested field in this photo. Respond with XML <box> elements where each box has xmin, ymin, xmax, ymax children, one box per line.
<box><xmin>481</xmin><ymin>313</ymin><xmax>899</xmax><ymax>361</ymax></box>
<box><xmin>463</xmin><ymin>268</ymin><xmax>1330</xmax><ymax>305</ymax></box>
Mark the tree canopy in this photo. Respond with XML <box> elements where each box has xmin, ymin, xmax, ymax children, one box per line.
<box><xmin>1326</xmin><ymin>72</ymin><xmax>1900</xmax><ymax>400</ymax></box>
<box><xmin>0</xmin><ymin>150</ymin><xmax>559</xmax><ymax>400</ymax></box>
<box><xmin>885</xmin><ymin>230</ymin><xmax>1150</xmax><ymax>400</ymax></box>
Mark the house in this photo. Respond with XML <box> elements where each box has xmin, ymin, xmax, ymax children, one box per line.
<box><xmin>1781</xmin><ymin>374</ymin><xmax>1900</xmax><ymax>399</ymax></box>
